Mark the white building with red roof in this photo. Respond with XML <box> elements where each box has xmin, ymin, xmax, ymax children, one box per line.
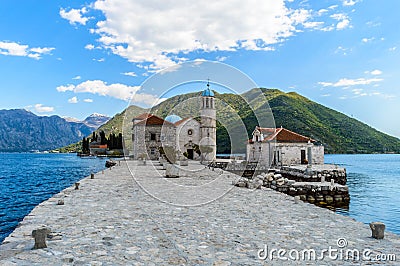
<box><xmin>247</xmin><ymin>126</ymin><xmax>324</xmax><ymax>166</ymax></box>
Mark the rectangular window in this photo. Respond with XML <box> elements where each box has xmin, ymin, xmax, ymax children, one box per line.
<box><xmin>150</xmin><ymin>148</ymin><xmax>155</xmax><ymax>155</ymax></box>
<box><xmin>150</xmin><ymin>133</ymin><xmax>156</xmax><ymax>141</ymax></box>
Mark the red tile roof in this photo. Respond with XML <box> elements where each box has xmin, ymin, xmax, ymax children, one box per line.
<box><xmin>251</xmin><ymin>126</ymin><xmax>314</xmax><ymax>143</ymax></box>
<box><xmin>133</xmin><ymin>113</ymin><xmax>175</xmax><ymax>126</ymax></box>
<box><xmin>132</xmin><ymin>113</ymin><xmax>152</xmax><ymax>121</ymax></box>
<box><xmin>174</xmin><ymin>117</ymin><xmax>191</xmax><ymax>126</ymax></box>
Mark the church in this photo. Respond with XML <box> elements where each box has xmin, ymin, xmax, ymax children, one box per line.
<box><xmin>246</xmin><ymin>126</ymin><xmax>324</xmax><ymax>166</ymax></box>
<box><xmin>131</xmin><ymin>83</ymin><xmax>217</xmax><ymax>161</ymax></box>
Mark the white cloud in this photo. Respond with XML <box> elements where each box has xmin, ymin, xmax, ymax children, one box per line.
<box><xmin>352</xmin><ymin>88</ymin><xmax>364</xmax><ymax>95</ymax></box>
<box><xmin>216</xmin><ymin>56</ymin><xmax>228</xmax><ymax>62</ymax></box>
<box><xmin>0</xmin><ymin>41</ymin><xmax>54</xmax><ymax>59</ymax></box>
<box><xmin>56</xmin><ymin>79</ymin><xmax>164</xmax><ymax>105</ymax></box>
<box><xmin>342</xmin><ymin>0</ymin><xmax>358</xmax><ymax>6</ymax></box>
<box><xmin>85</xmin><ymin>44</ymin><xmax>95</xmax><ymax>50</ymax></box>
<box><xmin>336</xmin><ymin>19</ymin><xmax>350</xmax><ymax>30</ymax></box>
<box><xmin>60</xmin><ymin>7</ymin><xmax>90</xmax><ymax>25</ymax></box>
<box><xmin>331</xmin><ymin>13</ymin><xmax>350</xmax><ymax>30</ymax></box>
<box><xmin>366</xmin><ymin>21</ymin><xmax>381</xmax><ymax>27</ymax></box>
<box><xmin>34</xmin><ymin>104</ymin><xmax>54</xmax><ymax>113</ymax></box>
<box><xmin>335</xmin><ymin>46</ymin><xmax>351</xmax><ymax>55</ymax></box>
<box><xmin>56</xmin><ymin>80</ymin><xmax>139</xmax><ymax>101</ymax></box>
<box><xmin>83</xmin><ymin>98</ymin><xmax>93</xmax><ymax>103</ymax></box>
<box><xmin>72</xmin><ymin>75</ymin><xmax>81</xmax><ymax>80</ymax></box>
<box><xmin>30</xmin><ymin>47</ymin><xmax>54</xmax><ymax>54</ymax></box>
<box><xmin>68</xmin><ymin>96</ymin><xmax>78</xmax><ymax>104</ymax></box>
<box><xmin>131</xmin><ymin>94</ymin><xmax>167</xmax><ymax>106</ymax></box>
<box><xmin>362</xmin><ymin>37</ymin><xmax>374</xmax><ymax>43</ymax></box>
<box><xmin>122</xmin><ymin>71</ymin><xmax>137</xmax><ymax>77</ymax></box>
<box><xmin>317</xmin><ymin>9</ymin><xmax>329</xmax><ymax>16</ymax></box>
<box><xmin>370</xmin><ymin>69</ymin><xmax>382</xmax><ymax>75</ymax></box>
<box><xmin>56</xmin><ymin>84</ymin><xmax>75</xmax><ymax>92</ymax></box>
<box><xmin>389</xmin><ymin>46</ymin><xmax>397</xmax><ymax>51</ymax></box>
<box><xmin>319</xmin><ymin>77</ymin><xmax>383</xmax><ymax>87</ymax></box>
<box><xmin>303</xmin><ymin>21</ymin><xmax>325</xmax><ymax>29</ymax></box>
<box><xmin>85</xmin><ymin>0</ymin><xmax>341</xmax><ymax>69</ymax></box>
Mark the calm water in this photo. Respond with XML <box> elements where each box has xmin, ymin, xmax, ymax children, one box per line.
<box><xmin>325</xmin><ymin>154</ymin><xmax>400</xmax><ymax>235</ymax></box>
<box><xmin>0</xmin><ymin>153</ymin><xmax>107</xmax><ymax>243</ymax></box>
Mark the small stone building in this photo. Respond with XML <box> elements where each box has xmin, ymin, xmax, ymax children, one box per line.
<box><xmin>247</xmin><ymin>126</ymin><xmax>324</xmax><ymax>166</ymax></box>
<box><xmin>131</xmin><ymin>83</ymin><xmax>217</xmax><ymax>161</ymax></box>
<box><xmin>89</xmin><ymin>142</ymin><xmax>108</xmax><ymax>155</ymax></box>
<box><xmin>131</xmin><ymin>113</ymin><xmax>176</xmax><ymax>160</ymax></box>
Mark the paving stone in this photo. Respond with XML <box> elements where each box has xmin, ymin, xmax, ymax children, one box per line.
<box><xmin>1</xmin><ymin>160</ymin><xmax>399</xmax><ymax>265</ymax></box>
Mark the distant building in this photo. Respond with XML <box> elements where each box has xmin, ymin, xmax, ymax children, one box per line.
<box><xmin>131</xmin><ymin>83</ymin><xmax>217</xmax><ymax>161</ymax></box>
<box><xmin>89</xmin><ymin>142</ymin><xmax>108</xmax><ymax>155</ymax></box>
<box><xmin>247</xmin><ymin>126</ymin><xmax>324</xmax><ymax>166</ymax></box>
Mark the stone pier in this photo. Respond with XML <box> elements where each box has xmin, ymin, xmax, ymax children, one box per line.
<box><xmin>1</xmin><ymin>160</ymin><xmax>399</xmax><ymax>265</ymax></box>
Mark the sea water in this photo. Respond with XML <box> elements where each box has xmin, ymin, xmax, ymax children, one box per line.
<box><xmin>325</xmin><ymin>154</ymin><xmax>400</xmax><ymax>235</ymax></box>
<box><xmin>0</xmin><ymin>153</ymin><xmax>107</xmax><ymax>243</ymax></box>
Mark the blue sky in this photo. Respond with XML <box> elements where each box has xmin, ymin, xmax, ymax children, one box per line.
<box><xmin>0</xmin><ymin>0</ymin><xmax>399</xmax><ymax>138</ymax></box>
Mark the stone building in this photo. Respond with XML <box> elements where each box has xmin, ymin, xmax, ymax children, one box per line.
<box><xmin>247</xmin><ymin>126</ymin><xmax>324</xmax><ymax>166</ymax></box>
<box><xmin>89</xmin><ymin>142</ymin><xmax>107</xmax><ymax>155</ymax></box>
<box><xmin>131</xmin><ymin>83</ymin><xmax>217</xmax><ymax>161</ymax></box>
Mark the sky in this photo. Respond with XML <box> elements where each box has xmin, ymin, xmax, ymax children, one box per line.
<box><xmin>0</xmin><ymin>0</ymin><xmax>399</xmax><ymax>138</ymax></box>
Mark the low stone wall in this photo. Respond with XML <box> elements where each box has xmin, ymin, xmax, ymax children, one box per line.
<box><xmin>235</xmin><ymin>172</ymin><xmax>350</xmax><ymax>207</ymax></box>
<box><xmin>278</xmin><ymin>166</ymin><xmax>347</xmax><ymax>185</ymax></box>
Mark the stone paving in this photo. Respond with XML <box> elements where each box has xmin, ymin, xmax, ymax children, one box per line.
<box><xmin>0</xmin><ymin>160</ymin><xmax>399</xmax><ymax>265</ymax></box>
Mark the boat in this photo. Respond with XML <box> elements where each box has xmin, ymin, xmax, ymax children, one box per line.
<box><xmin>105</xmin><ymin>160</ymin><xmax>117</xmax><ymax>168</ymax></box>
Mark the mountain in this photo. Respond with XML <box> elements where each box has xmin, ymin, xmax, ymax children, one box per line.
<box><xmin>243</xmin><ymin>88</ymin><xmax>400</xmax><ymax>153</ymax></box>
<box><xmin>63</xmin><ymin>113</ymin><xmax>110</xmax><ymax>131</ymax></box>
<box><xmin>60</xmin><ymin>88</ymin><xmax>400</xmax><ymax>154</ymax></box>
<box><xmin>82</xmin><ymin>113</ymin><xmax>110</xmax><ymax>130</ymax></box>
<box><xmin>0</xmin><ymin>109</ymin><xmax>93</xmax><ymax>152</ymax></box>
<box><xmin>58</xmin><ymin>105</ymin><xmax>146</xmax><ymax>153</ymax></box>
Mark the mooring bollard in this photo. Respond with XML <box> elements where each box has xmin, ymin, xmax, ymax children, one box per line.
<box><xmin>91</xmin><ymin>173</ymin><xmax>94</xmax><ymax>179</ymax></box>
<box><xmin>370</xmin><ymin>222</ymin><xmax>385</xmax><ymax>239</ymax></box>
<box><xmin>32</xmin><ymin>228</ymin><xmax>51</xmax><ymax>249</ymax></box>
<box><xmin>74</xmin><ymin>182</ymin><xmax>80</xmax><ymax>190</ymax></box>
<box><xmin>294</xmin><ymin>195</ymin><xmax>301</xmax><ymax>204</ymax></box>
<box><xmin>57</xmin><ymin>199</ymin><xmax>64</xmax><ymax>205</ymax></box>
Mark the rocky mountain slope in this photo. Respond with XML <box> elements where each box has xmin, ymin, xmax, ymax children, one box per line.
<box><xmin>0</xmin><ymin>109</ymin><xmax>106</xmax><ymax>152</ymax></box>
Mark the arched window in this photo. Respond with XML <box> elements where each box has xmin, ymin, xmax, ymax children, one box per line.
<box><xmin>206</xmin><ymin>98</ymin><xmax>209</xmax><ymax>108</ymax></box>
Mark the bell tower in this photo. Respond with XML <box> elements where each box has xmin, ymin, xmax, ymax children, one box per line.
<box><xmin>200</xmin><ymin>81</ymin><xmax>217</xmax><ymax>162</ymax></box>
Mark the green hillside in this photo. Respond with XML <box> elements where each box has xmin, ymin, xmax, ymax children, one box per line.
<box><xmin>61</xmin><ymin>88</ymin><xmax>400</xmax><ymax>154</ymax></box>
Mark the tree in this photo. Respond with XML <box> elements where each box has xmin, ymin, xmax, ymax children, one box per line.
<box><xmin>82</xmin><ymin>137</ymin><xmax>89</xmax><ymax>154</ymax></box>
<box><xmin>92</xmin><ymin>132</ymin><xmax>98</xmax><ymax>142</ymax></box>
<box><xmin>117</xmin><ymin>133</ymin><xmax>123</xmax><ymax>149</ymax></box>
<box><xmin>99</xmin><ymin>130</ymin><xmax>106</xmax><ymax>145</ymax></box>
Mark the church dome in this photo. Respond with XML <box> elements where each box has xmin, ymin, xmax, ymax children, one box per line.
<box><xmin>164</xmin><ymin>114</ymin><xmax>182</xmax><ymax>123</ymax></box>
<box><xmin>202</xmin><ymin>81</ymin><xmax>214</xmax><ymax>97</ymax></box>
<box><xmin>201</xmin><ymin>88</ymin><xmax>214</xmax><ymax>97</ymax></box>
